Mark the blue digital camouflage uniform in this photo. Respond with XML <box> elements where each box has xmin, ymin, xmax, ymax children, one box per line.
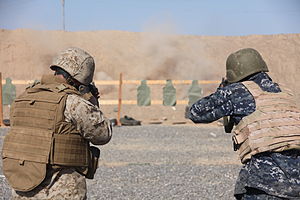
<box><xmin>189</xmin><ymin>72</ymin><xmax>300</xmax><ymax>200</ymax></box>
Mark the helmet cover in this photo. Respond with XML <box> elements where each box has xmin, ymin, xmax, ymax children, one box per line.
<box><xmin>50</xmin><ymin>47</ymin><xmax>95</xmax><ymax>85</ymax></box>
<box><xmin>226</xmin><ymin>48</ymin><xmax>269</xmax><ymax>83</ymax></box>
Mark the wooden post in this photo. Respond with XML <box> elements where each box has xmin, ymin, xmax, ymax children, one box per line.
<box><xmin>0</xmin><ymin>73</ymin><xmax>3</xmax><ymax>126</ymax></box>
<box><xmin>117</xmin><ymin>73</ymin><xmax>123</xmax><ymax>126</ymax></box>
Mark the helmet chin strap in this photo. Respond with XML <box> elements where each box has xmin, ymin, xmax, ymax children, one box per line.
<box><xmin>78</xmin><ymin>85</ymin><xmax>90</xmax><ymax>94</ymax></box>
<box><xmin>54</xmin><ymin>67</ymin><xmax>82</xmax><ymax>90</ymax></box>
<box><xmin>52</xmin><ymin>66</ymin><xmax>99</xmax><ymax>101</ymax></box>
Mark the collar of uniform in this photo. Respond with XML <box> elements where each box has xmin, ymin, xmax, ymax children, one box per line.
<box><xmin>41</xmin><ymin>74</ymin><xmax>67</xmax><ymax>85</ymax></box>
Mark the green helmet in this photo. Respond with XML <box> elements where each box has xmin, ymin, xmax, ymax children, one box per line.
<box><xmin>50</xmin><ymin>47</ymin><xmax>95</xmax><ymax>85</ymax></box>
<box><xmin>226</xmin><ymin>48</ymin><xmax>269</xmax><ymax>83</ymax></box>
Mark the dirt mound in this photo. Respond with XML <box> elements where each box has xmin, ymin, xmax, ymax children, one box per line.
<box><xmin>1</xmin><ymin>29</ymin><xmax>300</xmax><ymax>121</ymax></box>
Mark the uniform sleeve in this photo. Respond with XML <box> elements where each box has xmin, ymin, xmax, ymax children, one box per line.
<box><xmin>64</xmin><ymin>94</ymin><xmax>112</xmax><ymax>145</ymax></box>
<box><xmin>189</xmin><ymin>87</ymin><xmax>234</xmax><ymax>123</ymax></box>
<box><xmin>189</xmin><ymin>83</ymin><xmax>256</xmax><ymax>124</ymax></box>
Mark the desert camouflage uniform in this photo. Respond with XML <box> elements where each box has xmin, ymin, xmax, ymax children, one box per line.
<box><xmin>64</xmin><ymin>94</ymin><xmax>112</xmax><ymax>145</ymax></box>
<box><xmin>12</xmin><ymin>168</ymin><xmax>87</xmax><ymax>200</ymax></box>
<box><xmin>12</xmin><ymin>94</ymin><xmax>112</xmax><ymax>200</ymax></box>
<box><xmin>189</xmin><ymin>72</ymin><xmax>300</xmax><ymax>199</ymax></box>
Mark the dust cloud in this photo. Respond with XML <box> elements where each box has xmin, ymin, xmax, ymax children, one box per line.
<box><xmin>138</xmin><ymin>20</ymin><xmax>216</xmax><ymax>80</ymax></box>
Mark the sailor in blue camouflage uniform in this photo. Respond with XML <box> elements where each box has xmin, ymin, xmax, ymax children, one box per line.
<box><xmin>189</xmin><ymin>48</ymin><xmax>300</xmax><ymax>200</ymax></box>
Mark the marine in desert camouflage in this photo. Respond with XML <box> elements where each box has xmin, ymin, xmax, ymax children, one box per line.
<box><xmin>2</xmin><ymin>47</ymin><xmax>112</xmax><ymax>200</ymax></box>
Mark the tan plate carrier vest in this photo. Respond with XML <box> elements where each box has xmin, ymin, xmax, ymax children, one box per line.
<box><xmin>233</xmin><ymin>81</ymin><xmax>300</xmax><ymax>163</ymax></box>
<box><xmin>2</xmin><ymin>75</ymin><xmax>90</xmax><ymax>192</ymax></box>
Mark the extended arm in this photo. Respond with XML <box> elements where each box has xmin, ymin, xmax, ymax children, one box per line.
<box><xmin>65</xmin><ymin>94</ymin><xmax>112</xmax><ymax>145</ymax></box>
<box><xmin>189</xmin><ymin>88</ymin><xmax>234</xmax><ymax>123</ymax></box>
<box><xmin>189</xmin><ymin>82</ymin><xmax>256</xmax><ymax>129</ymax></box>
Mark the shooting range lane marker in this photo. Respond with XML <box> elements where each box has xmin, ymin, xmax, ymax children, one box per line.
<box><xmin>117</xmin><ymin>73</ymin><xmax>123</xmax><ymax>126</ymax></box>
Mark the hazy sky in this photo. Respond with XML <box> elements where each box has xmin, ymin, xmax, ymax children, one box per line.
<box><xmin>0</xmin><ymin>0</ymin><xmax>300</xmax><ymax>36</ymax></box>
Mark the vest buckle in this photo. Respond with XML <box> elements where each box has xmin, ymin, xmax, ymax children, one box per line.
<box><xmin>29</xmin><ymin>100</ymin><xmax>35</xmax><ymax>105</ymax></box>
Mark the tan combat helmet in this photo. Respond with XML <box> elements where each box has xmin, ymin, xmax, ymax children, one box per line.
<box><xmin>226</xmin><ymin>48</ymin><xmax>269</xmax><ymax>83</ymax></box>
<box><xmin>50</xmin><ymin>47</ymin><xmax>95</xmax><ymax>85</ymax></box>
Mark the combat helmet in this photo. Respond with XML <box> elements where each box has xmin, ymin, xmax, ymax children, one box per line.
<box><xmin>226</xmin><ymin>48</ymin><xmax>269</xmax><ymax>83</ymax></box>
<box><xmin>50</xmin><ymin>47</ymin><xmax>95</xmax><ymax>85</ymax></box>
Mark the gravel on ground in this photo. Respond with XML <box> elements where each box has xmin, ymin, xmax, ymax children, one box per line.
<box><xmin>0</xmin><ymin>125</ymin><xmax>242</xmax><ymax>200</ymax></box>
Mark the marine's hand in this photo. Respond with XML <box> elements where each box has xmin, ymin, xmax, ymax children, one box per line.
<box><xmin>78</xmin><ymin>82</ymin><xmax>100</xmax><ymax>106</ymax></box>
<box><xmin>89</xmin><ymin>82</ymin><xmax>100</xmax><ymax>99</ymax></box>
<box><xmin>82</xmin><ymin>92</ymin><xmax>99</xmax><ymax>107</ymax></box>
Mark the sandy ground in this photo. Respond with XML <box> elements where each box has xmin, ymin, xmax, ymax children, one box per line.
<box><xmin>1</xmin><ymin>29</ymin><xmax>300</xmax><ymax>122</ymax></box>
